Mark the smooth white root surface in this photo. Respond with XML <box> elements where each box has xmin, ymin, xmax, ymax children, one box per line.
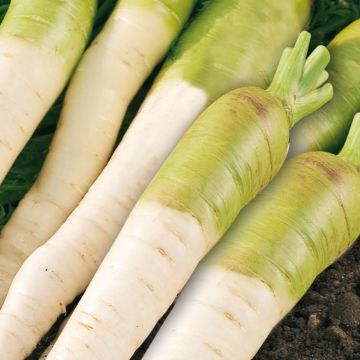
<box><xmin>47</xmin><ymin>202</ymin><xmax>216</xmax><ymax>360</ymax></box>
<box><xmin>0</xmin><ymin>5</ymin><xmax>176</xmax><ymax>305</ymax></box>
<box><xmin>0</xmin><ymin>36</ymin><xmax>65</xmax><ymax>185</ymax></box>
<box><xmin>0</xmin><ymin>81</ymin><xmax>207</xmax><ymax>360</ymax></box>
<box><xmin>144</xmin><ymin>267</ymin><xmax>292</xmax><ymax>360</ymax></box>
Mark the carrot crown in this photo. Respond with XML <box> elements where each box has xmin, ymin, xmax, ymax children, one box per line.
<box><xmin>338</xmin><ymin>114</ymin><xmax>360</xmax><ymax>170</ymax></box>
<box><xmin>267</xmin><ymin>31</ymin><xmax>333</xmax><ymax>127</ymax></box>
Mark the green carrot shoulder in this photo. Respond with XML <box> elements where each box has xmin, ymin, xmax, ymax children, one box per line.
<box><xmin>0</xmin><ymin>0</ymin><xmax>196</xmax><ymax>310</ymax></box>
<box><xmin>0</xmin><ymin>0</ymin><xmax>96</xmax><ymax>184</ymax></box>
<box><xmin>37</xmin><ymin>31</ymin><xmax>334</xmax><ymax>360</ymax></box>
<box><xmin>0</xmin><ymin>2</ymin><xmax>312</xmax><ymax>358</ymax></box>
<box><xmin>143</xmin><ymin>114</ymin><xmax>360</xmax><ymax>360</ymax></box>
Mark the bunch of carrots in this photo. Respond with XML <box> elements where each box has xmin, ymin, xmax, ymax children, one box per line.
<box><xmin>0</xmin><ymin>1</ymin><xmax>359</xmax><ymax>359</ymax></box>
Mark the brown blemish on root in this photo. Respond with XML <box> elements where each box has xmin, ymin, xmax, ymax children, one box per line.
<box><xmin>83</xmin><ymin>342</ymin><xmax>97</xmax><ymax>355</ymax></box>
<box><xmin>81</xmin><ymin>311</ymin><xmax>101</xmax><ymax>323</ymax></box>
<box><xmin>35</xmin><ymin>90</ymin><xmax>44</xmax><ymax>101</ymax></box>
<box><xmin>50</xmin><ymin>270</ymin><xmax>64</xmax><ymax>284</ymax></box>
<box><xmin>137</xmin><ymin>277</ymin><xmax>155</xmax><ymax>292</ymax></box>
<box><xmin>338</xmin><ymin>198</ymin><xmax>351</xmax><ymax>238</ymax></box>
<box><xmin>196</xmin><ymin>300</ymin><xmax>242</xmax><ymax>328</ymax></box>
<box><xmin>120</xmin><ymin>59</ymin><xmax>132</xmax><ymax>68</ymax></box>
<box><xmin>17</xmin><ymin>124</ymin><xmax>27</xmax><ymax>135</ymax></box>
<box><xmin>77</xmin><ymin>252</ymin><xmax>87</xmax><ymax>263</ymax></box>
<box><xmin>224</xmin><ymin>312</ymin><xmax>234</xmax><ymax>320</ymax></box>
<box><xmin>83</xmin><ymin>217</ymin><xmax>109</xmax><ymax>236</ymax></box>
<box><xmin>303</xmin><ymin>157</ymin><xmax>342</xmax><ymax>183</ymax></box>
<box><xmin>45</xmin><ymin>198</ymin><xmax>66</xmax><ymax>213</ymax></box>
<box><xmin>157</xmin><ymin>247</ymin><xmax>173</xmax><ymax>262</ymax></box>
<box><xmin>69</xmin><ymin>183</ymin><xmax>85</xmax><ymax>196</ymax></box>
<box><xmin>234</xmin><ymin>92</ymin><xmax>268</xmax><ymax>117</ymax></box>
<box><xmin>228</xmin><ymin>285</ymin><xmax>257</xmax><ymax>313</ymax></box>
<box><xmin>79</xmin><ymin>321</ymin><xmax>93</xmax><ymax>331</ymax></box>
<box><xmin>59</xmin><ymin>301</ymin><xmax>66</xmax><ymax>312</ymax></box>
<box><xmin>0</xmin><ymin>138</ymin><xmax>13</xmax><ymax>151</ymax></box>
<box><xmin>114</xmin><ymin>198</ymin><xmax>129</xmax><ymax>212</ymax></box>
<box><xmin>162</xmin><ymin>221</ymin><xmax>186</xmax><ymax>246</ymax></box>
<box><xmin>224</xmin><ymin>311</ymin><xmax>242</xmax><ymax>328</ymax></box>
<box><xmin>297</xmin><ymin>172</ymin><xmax>306</xmax><ymax>181</ymax></box>
<box><xmin>225</xmin><ymin>263</ymin><xmax>284</xmax><ymax>312</ymax></box>
<box><xmin>134</xmin><ymin>48</ymin><xmax>150</xmax><ymax>69</ymax></box>
<box><xmin>256</xmin><ymin>122</ymin><xmax>273</xmax><ymax>173</ymax></box>
<box><xmin>204</xmin><ymin>342</ymin><xmax>224</xmax><ymax>357</ymax></box>
<box><xmin>102</xmin><ymin>300</ymin><xmax>119</xmax><ymax>315</ymax></box>
<box><xmin>299</xmin><ymin>156</ymin><xmax>354</xmax><ymax>239</ymax></box>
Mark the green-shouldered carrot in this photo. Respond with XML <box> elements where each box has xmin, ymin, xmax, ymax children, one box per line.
<box><xmin>0</xmin><ymin>0</ymin><xmax>195</xmax><ymax>307</ymax></box>
<box><xmin>0</xmin><ymin>0</ymin><xmax>96</xmax><ymax>184</ymax></box>
<box><xmin>144</xmin><ymin>114</ymin><xmax>360</xmax><ymax>360</ymax></box>
<box><xmin>0</xmin><ymin>1</ymin><xmax>311</xmax><ymax>357</ymax></box>
<box><xmin>290</xmin><ymin>19</ymin><xmax>360</xmax><ymax>155</ymax></box>
<box><xmin>41</xmin><ymin>31</ymin><xmax>333</xmax><ymax>360</ymax></box>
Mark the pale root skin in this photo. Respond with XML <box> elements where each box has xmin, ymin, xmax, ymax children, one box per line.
<box><xmin>0</xmin><ymin>30</ymin><xmax>332</xmax><ymax>358</ymax></box>
<box><xmin>0</xmin><ymin>37</ymin><xmax>65</xmax><ymax>185</ymax></box>
<box><xmin>144</xmin><ymin>267</ymin><xmax>292</xmax><ymax>360</ymax></box>
<box><xmin>46</xmin><ymin>33</ymin><xmax>332</xmax><ymax>359</ymax></box>
<box><xmin>143</xmin><ymin>165</ymin><xmax>360</xmax><ymax>360</ymax></box>
<box><xmin>47</xmin><ymin>202</ymin><xmax>214</xmax><ymax>360</ymax></box>
<box><xmin>143</xmin><ymin>118</ymin><xmax>360</xmax><ymax>360</ymax></box>
<box><xmin>0</xmin><ymin>0</ymin><xmax>96</xmax><ymax>184</ymax></box>
<box><xmin>0</xmin><ymin>81</ymin><xmax>208</xmax><ymax>360</ymax></box>
<box><xmin>0</xmin><ymin>2</ymin><xmax>184</xmax><ymax>306</ymax></box>
<box><xmin>0</xmin><ymin>2</ymin><xmax>312</xmax><ymax>356</ymax></box>
<box><xmin>143</xmin><ymin>187</ymin><xmax>360</xmax><ymax>360</ymax></box>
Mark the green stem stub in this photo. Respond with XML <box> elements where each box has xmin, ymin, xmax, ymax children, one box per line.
<box><xmin>338</xmin><ymin>113</ymin><xmax>360</xmax><ymax>170</ymax></box>
<box><xmin>0</xmin><ymin>0</ymin><xmax>97</xmax><ymax>74</ymax></box>
<box><xmin>267</xmin><ymin>31</ymin><xmax>333</xmax><ymax>127</ymax></box>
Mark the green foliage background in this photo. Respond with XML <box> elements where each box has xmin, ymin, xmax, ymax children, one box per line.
<box><xmin>0</xmin><ymin>0</ymin><xmax>359</xmax><ymax>228</ymax></box>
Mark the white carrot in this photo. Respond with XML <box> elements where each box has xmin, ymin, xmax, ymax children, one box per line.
<box><xmin>44</xmin><ymin>31</ymin><xmax>332</xmax><ymax>360</ymax></box>
<box><xmin>0</xmin><ymin>0</ymin><xmax>96</xmax><ymax>184</ymax></box>
<box><xmin>0</xmin><ymin>0</ymin><xmax>196</xmax><ymax>306</ymax></box>
<box><xmin>0</xmin><ymin>1</ymin><xmax>312</xmax><ymax>358</ymax></box>
<box><xmin>143</xmin><ymin>115</ymin><xmax>360</xmax><ymax>360</ymax></box>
